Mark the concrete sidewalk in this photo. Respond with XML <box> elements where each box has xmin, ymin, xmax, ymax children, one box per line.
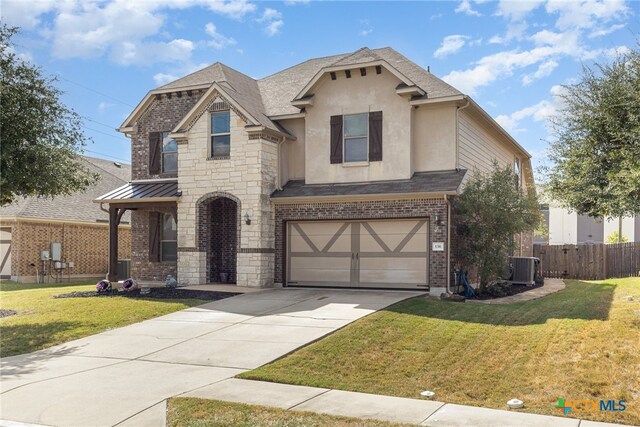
<box><xmin>185</xmin><ymin>378</ymin><xmax>628</xmax><ymax>427</ymax></box>
<box><xmin>0</xmin><ymin>288</ymin><xmax>423</xmax><ymax>427</ymax></box>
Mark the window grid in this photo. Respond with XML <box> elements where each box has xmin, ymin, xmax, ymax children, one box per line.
<box><xmin>343</xmin><ymin>113</ymin><xmax>369</xmax><ymax>163</ymax></box>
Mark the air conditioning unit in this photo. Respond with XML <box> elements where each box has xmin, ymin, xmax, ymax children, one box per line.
<box><xmin>509</xmin><ymin>257</ymin><xmax>540</xmax><ymax>286</ymax></box>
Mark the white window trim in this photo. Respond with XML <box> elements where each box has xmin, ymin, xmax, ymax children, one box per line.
<box><xmin>343</xmin><ymin>112</ymin><xmax>369</xmax><ymax>163</ymax></box>
<box><xmin>210</xmin><ymin>110</ymin><xmax>231</xmax><ymax>159</ymax></box>
<box><xmin>161</xmin><ymin>131</ymin><xmax>177</xmax><ymax>174</ymax></box>
<box><xmin>160</xmin><ymin>213</ymin><xmax>177</xmax><ymax>262</ymax></box>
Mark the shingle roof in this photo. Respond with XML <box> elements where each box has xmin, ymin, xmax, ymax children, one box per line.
<box><xmin>153</xmin><ymin>47</ymin><xmax>462</xmax><ymax>120</ymax></box>
<box><xmin>271</xmin><ymin>170</ymin><xmax>467</xmax><ymax>199</ymax></box>
<box><xmin>0</xmin><ymin>156</ymin><xmax>131</xmax><ymax>223</ymax></box>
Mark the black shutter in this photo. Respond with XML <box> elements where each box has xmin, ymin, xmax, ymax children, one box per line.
<box><xmin>149</xmin><ymin>132</ymin><xmax>162</xmax><ymax>174</ymax></box>
<box><xmin>330</xmin><ymin>115</ymin><xmax>343</xmax><ymax>164</ymax></box>
<box><xmin>149</xmin><ymin>212</ymin><xmax>161</xmax><ymax>262</ymax></box>
<box><xmin>369</xmin><ymin>111</ymin><xmax>383</xmax><ymax>162</ymax></box>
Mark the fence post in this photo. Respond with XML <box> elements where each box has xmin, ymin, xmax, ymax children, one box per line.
<box><xmin>603</xmin><ymin>243</ymin><xmax>608</xmax><ymax>279</ymax></box>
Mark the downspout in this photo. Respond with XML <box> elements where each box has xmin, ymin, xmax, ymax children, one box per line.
<box><xmin>275</xmin><ymin>136</ymin><xmax>286</xmax><ymax>191</ymax></box>
<box><xmin>445</xmin><ymin>194</ymin><xmax>452</xmax><ymax>294</ymax></box>
<box><xmin>455</xmin><ymin>100</ymin><xmax>470</xmax><ymax>170</ymax></box>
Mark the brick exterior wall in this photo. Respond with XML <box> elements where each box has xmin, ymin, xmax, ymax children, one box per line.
<box><xmin>132</xmin><ymin>91</ymin><xmax>204</xmax><ymax>181</ymax></box>
<box><xmin>130</xmin><ymin>206</ymin><xmax>177</xmax><ymax>281</ymax></box>
<box><xmin>274</xmin><ymin>198</ymin><xmax>449</xmax><ymax>289</ymax></box>
<box><xmin>3</xmin><ymin>220</ymin><xmax>131</xmax><ymax>282</ymax></box>
<box><xmin>198</xmin><ymin>197</ymin><xmax>238</xmax><ymax>283</ymax></box>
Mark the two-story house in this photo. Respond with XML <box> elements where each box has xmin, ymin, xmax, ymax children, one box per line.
<box><xmin>96</xmin><ymin>47</ymin><xmax>534</xmax><ymax>293</ymax></box>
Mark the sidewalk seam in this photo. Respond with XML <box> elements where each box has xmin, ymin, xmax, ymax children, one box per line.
<box><xmin>286</xmin><ymin>388</ymin><xmax>333</xmax><ymax>410</ymax></box>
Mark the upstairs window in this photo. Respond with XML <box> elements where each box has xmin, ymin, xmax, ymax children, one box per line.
<box><xmin>344</xmin><ymin>113</ymin><xmax>368</xmax><ymax>162</ymax></box>
<box><xmin>162</xmin><ymin>132</ymin><xmax>177</xmax><ymax>174</ymax></box>
<box><xmin>211</xmin><ymin>111</ymin><xmax>231</xmax><ymax>158</ymax></box>
<box><xmin>514</xmin><ymin>158</ymin><xmax>521</xmax><ymax>189</ymax></box>
<box><xmin>330</xmin><ymin>111</ymin><xmax>382</xmax><ymax>164</ymax></box>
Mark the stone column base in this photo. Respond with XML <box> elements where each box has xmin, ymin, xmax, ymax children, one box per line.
<box><xmin>236</xmin><ymin>252</ymin><xmax>275</xmax><ymax>288</ymax></box>
<box><xmin>177</xmin><ymin>251</ymin><xmax>207</xmax><ymax>285</ymax></box>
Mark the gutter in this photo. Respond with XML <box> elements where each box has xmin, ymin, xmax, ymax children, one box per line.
<box><xmin>276</xmin><ymin>136</ymin><xmax>286</xmax><ymax>191</ymax></box>
<box><xmin>445</xmin><ymin>194</ymin><xmax>452</xmax><ymax>294</ymax></box>
<box><xmin>456</xmin><ymin>101</ymin><xmax>470</xmax><ymax>170</ymax></box>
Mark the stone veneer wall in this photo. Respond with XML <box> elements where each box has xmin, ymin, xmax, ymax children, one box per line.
<box><xmin>273</xmin><ymin>198</ymin><xmax>449</xmax><ymax>289</ymax></box>
<box><xmin>176</xmin><ymin>97</ymin><xmax>277</xmax><ymax>287</ymax></box>
<box><xmin>3</xmin><ymin>220</ymin><xmax>131</xmax><ymax>283</ymax></box>
<box><xmin>130</xmin><ymin>206</ymin><xmax>177</xmax><ymax>281</ymax></box>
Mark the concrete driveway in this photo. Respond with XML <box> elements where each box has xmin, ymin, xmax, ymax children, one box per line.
<box><xmin>0</xmin><ymin>288</ymin><xmax>423</xmax><ymax>427</ymax></box>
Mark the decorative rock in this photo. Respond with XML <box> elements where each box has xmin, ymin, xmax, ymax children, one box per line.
<box><xmin>507</xmin><ymin>399</ymin><xmax>524</xmax><ymax>409</ymax></box>
<box><xmin>625</xmin><ymin>296</ymin><xmax>634</xmax><ymax>301</ymax></box>
<box><xmin>420</xmin><ymin>390</ymin><xmax>436</xmax><ymax>399</ymax></box>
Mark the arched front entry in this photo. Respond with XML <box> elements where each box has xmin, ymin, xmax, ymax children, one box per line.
<box><xmin>196</xmin><ymin>193</ymin><xmax>240</xmax><ymax>284</ymax></box>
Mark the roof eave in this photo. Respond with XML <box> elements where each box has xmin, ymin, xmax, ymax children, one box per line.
<box><xmin>271</xmin><ymin>190</ymin><xmax>459</xmax><ymax>204</ymax></box>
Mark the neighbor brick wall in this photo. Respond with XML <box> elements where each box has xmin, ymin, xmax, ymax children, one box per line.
<box><xmin>4</xmin><ymin>220</ymin><xmax>131</xmax><ymax>282</ymax></box>
<box><xmin>130</xmin><ymin>207</ymin><xmax>177</xmax><ymax>281</ymax></box>
<box><xmin>131</xmin><ymin>90</ymin><xmax>204</xmax><ymax>181</ymax></box>
<box><xmin>274</xmin><ymin>198</ymin><xmax>449</xmax><ymax>289</ymax></box>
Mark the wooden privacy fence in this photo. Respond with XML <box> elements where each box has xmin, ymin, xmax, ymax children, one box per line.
<box><xmin>533</xmin><ymin>242</ymin><xmax>640</xmax><ymax>280</ymax></box>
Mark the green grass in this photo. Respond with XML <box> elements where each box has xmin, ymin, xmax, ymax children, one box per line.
<box><xmin>0</xmin><ymin>281</ymin><xmax>204</xmax><ymax>357</ymax></box>
<box><xmin>167</xmin><ymin>398</ymin><xmax>411</xmax><ymax>427</ymax></box>
<box><xmin>241</xmin><ymin>278</ymin><xmax>640</xmax><ymax>425</ymax></box>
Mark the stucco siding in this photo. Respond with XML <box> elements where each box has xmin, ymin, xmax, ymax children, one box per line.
<box><xmin>279</xmin><ymin>117</ymin><xmax>305</xmax><ymax>183</ymax></box>
<box><xmin>412</xmin><ymin>104</ymin><xmax>457</xmax><ymax>173</ymax></box>
<box><xmin>304</xmin><ymin>67</ymin><xmax>412</xmax><ymax>184</ymax></box>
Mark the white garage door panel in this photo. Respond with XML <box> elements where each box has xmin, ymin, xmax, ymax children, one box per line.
<box><xmin>287</xmin><ymin>219</ymin><xmax>429</xmax><ymax>289</ymax></box>
<box><xmin>0</xmin><ymin>228</ymin><xmax>11</xmax><ymax>279</ymax></box>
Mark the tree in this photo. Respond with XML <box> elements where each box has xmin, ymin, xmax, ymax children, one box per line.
<box><xmin>543</xmin><ymin>46</ymin><xmax>640</xmax><ymax>221</ymax></box>
<box><xmin>454</xmin><ymin>164</ymin><xmax>540</xmax><ymax>291</ymax></box>
<box><xmin>0</xmin><ymin>24</ymin><xmax>98</xmax><ymax>206</ymax></box>
<box><xmin>606</xmin><ymin>231</ymin><xmax>628</xmax><ymax>244</ymax></box>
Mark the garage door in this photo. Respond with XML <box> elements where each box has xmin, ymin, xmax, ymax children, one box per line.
<box><xmin>0</xmin><ymin>228</ymin><xmax>11</xmax><ymax>280</ymax></box>
<box><xmin>287</xmin><ymin>219</ymin><xmax>429</xmax><ymax>289</ymax></box>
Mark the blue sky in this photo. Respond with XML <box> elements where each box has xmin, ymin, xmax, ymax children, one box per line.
<box><xmin>3</xmin><ymin>0</ymin><xmax>637</xmax><ymax>175</ymax></box>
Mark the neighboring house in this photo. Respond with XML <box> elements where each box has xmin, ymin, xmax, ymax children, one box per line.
<box><xmin>537</xmin><ymin>205</ymin><xmax>640</xmax><ymax>244</ymax></box>
<box><xmin>98</xmin><ymin>47</ymin><xmax>534</xmax><ymax>292</ymax></box>
<box><xmin>0</xmin><ymin>157</ymin><xmax>132</xmax><ymax>283</ymax></box>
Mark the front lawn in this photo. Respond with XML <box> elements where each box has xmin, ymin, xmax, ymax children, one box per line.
<box><xmin>0</xmin><ymin>281</ymin><xmax>204</xmax><ymax>357</ymax></box>
<box><xmin>167</xmin><ymin>398</ymin><xmax>410</xmax><ymax>427</ymax></box>
<box><xmin>241</xmin><ymin>278</ymin><xmax>640</xmax><ymax>425</ymax></box>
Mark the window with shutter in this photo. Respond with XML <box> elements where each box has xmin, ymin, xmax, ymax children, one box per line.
<box><xmin>330</xmin><ymin>115</ymin><xmax>343</xmax><ymax>164</ymax></box>
<box><xmin>369</xmin><ymin>111</ymin><xmax>383</xmax><ymax>162</ymax></box>
<box><xmin>148</xmin><ymin>212</ymin><xmax>161</xmax><ymax>262</ymax></box>
<box><xmin>149</xmin><ymin>132</ymin><xmax>162</xmax><ymax>174</ymax></box>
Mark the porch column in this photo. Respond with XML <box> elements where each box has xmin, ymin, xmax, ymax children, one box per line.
<box><xmin>108</xmin><ymin>206</ymin><xmax>126</xmax><ymax>282</ymax></box>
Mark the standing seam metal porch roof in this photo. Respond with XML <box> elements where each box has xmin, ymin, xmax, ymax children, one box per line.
<box><xmin>95</xmin><ymin>181</ymin><xmax>179</xmax><ymax>203</ymax></box>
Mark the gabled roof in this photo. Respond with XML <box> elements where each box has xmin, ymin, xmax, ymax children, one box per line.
<box><xmin>0</xmin><ymin>157</ymin><xmax>132</xmax><ymax>224</ymax></box>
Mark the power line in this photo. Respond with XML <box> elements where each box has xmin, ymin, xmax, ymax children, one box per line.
<box><xmin>82</xmin><ymin>125</ymin><xmax>130</xmax><ymax>143</ymax></box>
<box><xmin>81</xmin><ymin>115</ymin><xmax>119</xmax><ymax>130</ymax></box>
<box><xmin>58</xmin><ymin>76</ymin><xmax>135</xmax><ymax>108</ymax></box>
<box><xmin>83</xmin><ymin>149</ymin><xmax>130</xmax><ymax>163</ymax></box>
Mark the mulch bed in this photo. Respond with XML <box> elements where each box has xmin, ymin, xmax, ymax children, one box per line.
<box><xmin>0</xmin><ymin>309</ymin><xmax>17</xmax><ymax>318</ymax></box>
<box><xmin>53</xmin><ymin>287</ymin><xmax>240</xmax><ymax>301</ymax></box>
<box><xmin>472</xmin><ymin>282</ymin><xmax>544</xmax><ymax>300</ymax></box>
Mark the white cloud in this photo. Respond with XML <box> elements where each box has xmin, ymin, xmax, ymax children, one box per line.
<box><xmin>495</xmin><ymin>0</ymin><xmax>545</xmax><ymax>21</ymax></box>
<box><xmin>522</xmin><ymin>59</ymin><xmax>559</xmax><ymax>85</ymax></box>
<box><xmin>153</xmin><ymin>72</ymin><xmax>179</xmax><ymax>86</ymax></box>
<box><xmin>98</xmin><ymin>102</ymin><xmax>114</xmax><ymax>113</ymax></box>
<box><xmin>434</xmin><ymin>35</ymin><xmax>470</xmax><ymax>58</ymax></box>
<box><xmin>589</xmin><ymin>23</ymin><xmax>625</xmax><ymax>38</ymax></box>
<box><xmin>546</xmin><ymin>0</ymin><xmax>629</xmax><ymax>31</ymax></box>
<box><xmin>455</xmin><ymin>0</ymin><xmax>482</xmax><ymax>16</ymax></box>
<box><xmin>360</xmin><ymin>29</ymin><xmax>373</xmax><ymax>36</ymax></box>
<box><xmin>283</xmin><ymin>0</ymin><xmax>310</xmax><ymax>5</ymax></box>
<box><xmin>495</xmin><ymin>100</ymin><xmax>555</xmax><ymax>133</ymax></box>
<box><xmin>16</xmin><ymin>0</ymin><xmax>257</xmax><ymax>66</ymax></box>
<box><xmin>153</xmin><ymin>61</ymin><xmax>211</xmax><ymax>86</ymax></box>
<box><xmin>1</xmin><ymin>0</ymin><xmax>57</xmax><ymax>29</ymax></box>
<box><xmin>204</xmin><ymin>23</ymin><xmax>237</xmax><ymax>49</ymax></box>
<box><xmin>259</xmin><ymin>8</ymin><xmax>284</xmax><ymax>36</ymax></box>
<box><xmin>110</xmin><ymin>39</ymin><xmax>194</xmax><ymax>66</ymax></box>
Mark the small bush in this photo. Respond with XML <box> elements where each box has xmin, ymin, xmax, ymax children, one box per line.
<box><xmin>482</xmin><ymin>281</ymin><xmax>512</xmax><ymax>297</ymax></box>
